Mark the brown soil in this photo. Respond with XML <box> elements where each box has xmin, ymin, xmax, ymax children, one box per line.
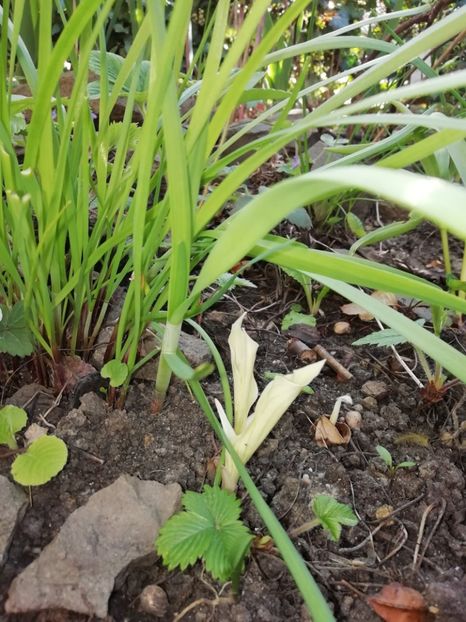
<box><xmin>1</xmin><ymin>190</ymin><xmax>466</xmax><ymax>622</ymax></box>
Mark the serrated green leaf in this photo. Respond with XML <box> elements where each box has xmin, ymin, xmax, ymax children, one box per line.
<box><xmin>0</xmin><ymin>303</ymin><xmax>35</xmax><ymax>357</ymax></box>
<box><xmin>11</xmin><ymin>436</ymin><xmax>68</xmax><ymax>486</ymax></box>
<box><xmin>156</xmin><ymin>485</ymin><xmax>252</xmax><ymax>582</ymax></box>
<box><xmin>311</xmin><ymin>495</ymin><xmax>358</xmax><ymax>542</ymax></box>
<box><xmin>101</xmin><ymin>360</ymin><xmax>129</xmax><ymax>387</ymax></box>
<box><xmin>375</xmin><ymin>445</ymin><xmax>393</xmax><ymax>468</ymax></box>
<box><xmin>282</xmin><ymin>305</ymin><xmax>316</xmax><ymax>331</ymax></box>
<box><xmin>352</xmin><ymin>320</ymin><xmax>425</xmax><ymax>348</ymax></box>
<box><xmin>0</xmin><ymin>405</ymin><xmax>28</xmax><ymax>449</ymax></box>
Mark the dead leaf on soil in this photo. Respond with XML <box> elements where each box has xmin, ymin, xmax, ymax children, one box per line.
<box><xmin>53</xmin><ymin>355</ymin><xmax>97</xmax><ymax>392</ymax></box>
<box><xmin>368</xmin><ymin>583</ymin><xmax>427</xmax><ymax>622</ymax></box>
<box><xmin>341</xmin><ymin>291</ymin><xmax>398</xmax><ymax>322</ymax></box>
<box><xmin>314</xmin><ymin>416</ymin><xmax>351</xmax><ymax>446</ymax></box>
<box><xmin>395</xmin><ymin>432</ymin><xmax>430</xmax><ymax>448</ymax></box>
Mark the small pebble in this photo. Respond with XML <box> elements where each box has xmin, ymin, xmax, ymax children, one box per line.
<box><xmin>345</xmin><ymin>410</ymin><xmax>362</xmax><ymax>429</ymax></box>
<box><xmin>334</xmin><ymin>321</ymin><xmax>351</xmax><ymax>335</ymax></box>
<box><xmin>361</xmin><ymin>396</ymin><xmax>378</xmax><ymax>411</ymax></box>
<box><xmin>139</xmin><ymin>585</ymin><xmax>168</xmax><ymax>618</ymax></box>
<box><xmin>361</xmin><ymin>380</ymin><xmax>389</xmax><ymax>400</ymax></box>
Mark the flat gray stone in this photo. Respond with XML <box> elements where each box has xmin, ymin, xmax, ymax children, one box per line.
<box><xmin>6</xmin><ymin>475</ymin><xmax>181</xmax><ymax>618</ymax></box>
<box><xmin>361</xmin><ymin>380</ymin><xmax>389</xmax><ymax>400</ymax></box>
<box><xmin>0</xmin><ymin>476</ymin><xmax>27</xmax><ymax>566</ymax></box>
<box><xmin>135</xmin><ymin>330</ymin><xmax>212</xmax><ymax>381</ymax></box>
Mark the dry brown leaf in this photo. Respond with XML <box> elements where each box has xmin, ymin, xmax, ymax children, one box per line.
<box><xmin>368</xmin><ymin>583</ymin><xmax>427</xmax><ymax>622</ymax></box>
<box><xmin>371</xmin><ymin>291</ymin><xmax>398</xmax><ymax>306</ymax></box>
<box><xmin>314</xmin><ymin>416</ymin><xmax>351</xmax><ymax>446</ymax></box>
<box><xmin>53</xmin><ymin>355</ymin><xmax>97</xmax><ymax>392</ymax></box>
<box><xmin>395</xmin><ymin>433</ymin><xmax>430</xmax><ymax>448</ymax></box>
<box><xmin>340</xmin><ymin>302</ymin><xmax>374</xmax><ymax>321</ymax></box>
<box><xmin>340</xmin><ymin>291</ymin><xmax>398</xmax><ymax>322</ymax></box>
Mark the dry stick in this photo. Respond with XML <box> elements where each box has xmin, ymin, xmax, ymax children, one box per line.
<box><xmin>313</xmin><ymin>344</ymin><xmax>353</xmax><ymax>381</ymax></box>
<box><xmin>368</xmin><ymin>493</ymin><xmax>425</xmax><ymax>524</ymax></box>
<box><xmin>365</xmin><ymin>0</ymin><xmax>452</xmax><ymax>63</ymax></box>
<box><xmin>173</xmin><ymin>596</ymin><xmax>234</xmax><ymax>622</ymax></box>
<box><xmin>433</xmin><ymin>29</ymin><xmax>466</xmax><ymax>69</ymax></box>
<box><xmin>412</xmin><ymin>497</ymin><xmax>447</xmax><ymax>572</ymax></box>
<box><xmin>287</xmin><ymin>337</ymin><xmax>318</xmax><ymax>363</ymax></box>
<box><xmin>378</xmin><ymin>518</ymin><xmax>408</xmax><ymax>565</ymax></box>
<box><xmin>374</xmin><ymin>318</ymin><xmax>424</xmax><ymax>388</ymax></box>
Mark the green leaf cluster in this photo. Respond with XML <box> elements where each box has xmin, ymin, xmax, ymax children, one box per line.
<box><xmin>0</xmin><ymin>405</ymin><xmax>68</xmax><ymax>485</ymax></box>
<box><xmin>156</xmin><ymin>485</ymin><xmax>253</xmax><ymax>582</ymax></box>
<box><xmin>375</xmin><ymin>445</ymin><xmax>416</xmax><ymax>473</ymax></box>
<box><xmin>281</xmin><ymin>304</ymin><xmax>316</xmax><ymax>331</ymax></box>
<box><xmin>311</xmin><ymin>495</ymin><xmax>358</xmax><ymax>542</ymax></box>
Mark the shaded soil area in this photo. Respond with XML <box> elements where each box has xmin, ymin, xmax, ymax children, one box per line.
<box><xmin>1</xmin><ymin>203</ymin><xmax>466</xmax><ymax>621</ymax></box>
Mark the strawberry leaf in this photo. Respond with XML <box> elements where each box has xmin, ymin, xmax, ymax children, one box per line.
<box><xmin>0</xmin><ymin>302</ymin><xmax>34</xmax><ymax>357</ymax></box>
<box><xmin>311</xmin><ymin>495</ymin><xmax>358</xmax><ymax>542</ymax></box>
<box><xmin>156</xmin><ymin>485</ymin><xmax>252</xmax><ymax>582</ymax></box>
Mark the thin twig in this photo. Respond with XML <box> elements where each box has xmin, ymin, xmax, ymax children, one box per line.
<box><xmin>413</xmin><ymin>498</ymin><xmax>446</xmax><ymax>572</ymax></box>
<box><xmin>374</xmin><ymin>318</ymin><xmax>424</xmax><ymax>388</ymax></box>
<box><xmin>378</xmin><ymin>518</ymin><xmax>408</xmax><ymax>564</ymax></box>
<box><xmin>314</xmin><ymin>344</ymin><xmax>353</xmax><ymax>381</ymax></box>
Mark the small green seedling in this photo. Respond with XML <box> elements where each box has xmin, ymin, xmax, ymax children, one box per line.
<box><xmin>101</xmin><ymin>360</ymin><xmax>129</xmax><ymax>388</ymax></box>
<box><xmin>0</xmin><ymin>405</ymin><xmax>68</xmax><ymax>486</ymax></box>
<box><xmin>11</xmin><ymin>436</ymin><xmax>68</xmax><ymax>486</ymax></box>
<box><xmin>290</xmin><ymin>494</ymin><xmax>358</xmax><ymax>542</ymax></box>
<box><xmin>156</xmin><ymin>485</ymin><xmax>252</xmax><ymax>589</ymax></box>
<box><xmin>281</xmin><ymin>304</ymin><xmax>316</xmax><ymax>331</ymax></box>
<box><xmin>375</xmin><ymin>445</ymin><xmax>416</xmax><ymax>474</ymax></box>
<box><xmin>0</xmin><ymin>405</ymin><xmax>27</xmax><ymax>449</ymax></box>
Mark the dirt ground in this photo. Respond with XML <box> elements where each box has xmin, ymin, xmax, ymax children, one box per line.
<box><xmin>1</xmin><ymin>202</ymin><xmax>466</xmax><ymax>621</ymax></box>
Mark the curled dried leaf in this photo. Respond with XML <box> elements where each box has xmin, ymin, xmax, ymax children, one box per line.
<box><xmin>368</xmin><ymin>583</ymin><xmax>426</xmax><ymax>622</ymax></box>
<box><xmin>314</xmin><ymin>416</ymin><xmax>351</xmax><ymax>446</ymax></box>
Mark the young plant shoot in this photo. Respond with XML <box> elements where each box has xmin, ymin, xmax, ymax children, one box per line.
<box><xmin>216</xmin><ymin>314</ymin><xmax>324</xmax><ymax>491</ymax></box>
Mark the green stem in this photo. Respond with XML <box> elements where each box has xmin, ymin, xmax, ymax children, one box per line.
<box><xmin>440</xmin><ymin>228</ymin><xmax>452</xmax><ymax>278</ymax></box>
<box><xmin>415</xmin><ymin>347</ymin><xmax>433</xmax><ymax>382</ymax></box>
<box><xmin>289</xmin><ymin>518</ymin><xmax>320</xmax><ymax>538</ymax></box>
<box><xmin>154</xmin><ymin>321</ymin><xmax>182</xmax><ymax>407</ymax></box>
<box><xmin>459</xmin><ymin>241</ymin><xmax>466</xmax><ymax>302</ymax></box>
<box><xmin>188</xmin><ymin>379</ymin><xmax>335</xmax><ymax>622</ymax></box>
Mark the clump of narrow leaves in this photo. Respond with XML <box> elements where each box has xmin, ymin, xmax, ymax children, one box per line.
<box><xmin>156</xmin><ymin>485</ymin><xmax>253</xmax><ymax>584</ymax></box>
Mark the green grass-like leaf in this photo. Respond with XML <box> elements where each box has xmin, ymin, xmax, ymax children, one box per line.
<box><xmin>311</xmin><ymin>495</ymin><xmax>358</xmax><ymax>542</ymax></box>
<box><xmin>0</xmin><ymin>405</ymin><xmax>27</xmax><ymax>450</ymax></box>
<box><xmin>156</xmin><ymin>485</ymin><xmax>253</xmax><ymax>582</ymax></box>
<box><xmin>11</xmin><ymin>435</ymin><xmax>68</xmax><ymax>486</ymax></box>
